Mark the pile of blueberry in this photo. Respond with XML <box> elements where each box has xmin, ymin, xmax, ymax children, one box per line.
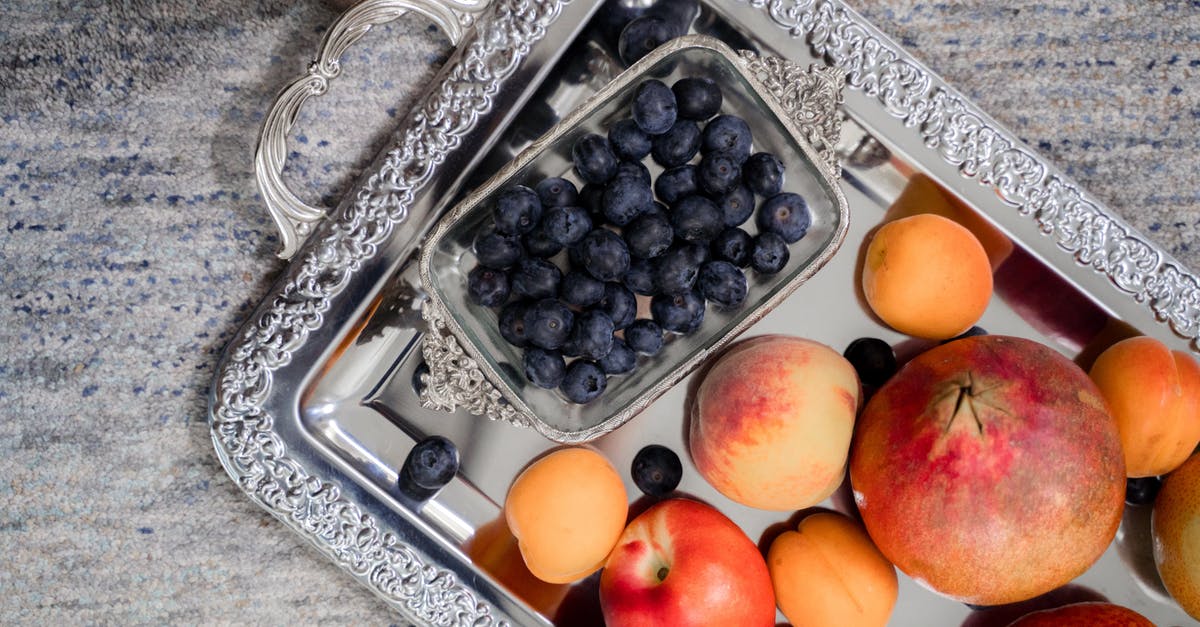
<box><xmin>467</xmin><ymin>76</ymin><xmax>812</xmax><ymax>404</ymax></box>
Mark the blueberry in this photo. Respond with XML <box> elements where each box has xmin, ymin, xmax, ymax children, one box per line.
<box><xmin>615</xmin><ymin>160</ymin><xmax>652</xmax><ymax>186</ymax></box>
<box><xmin>579</xmin><ymin>182</ymin><xmax>605</xmax><ymax>218</ymax></box>
<box><xmin>498</xmin><ymin>301</ymin><xmax>531</xmax><ymax>347</ymax></box>
<box><xmin>608</xmin><ymin>118</ymin><xmax>652</xmax><ymax>161</ymax></box>
<box><xmin>398</xmin><ymin>435</ymin><xmax>460</xmax><ymax>498</ymax></box>
<box><xmin>567</xmin><ymin>310</ymin><xmax>616</xmax><ymax>360</ymax></box>
<box><xmin>651</xmin><ymin>289</ymin><xmax>705</xmax><ymax>334</ymax></box>
<box><xmin>522</xmin><ymin>224</ymin><xmax>563</xmax><ymax>258</ymax></box>
<box><xmin>577</xmin><ymin>229</ymin><xmax>631</xmax><ymax>281</ymax></box>
<box><xmin>599</xmin><ymin>338</ymin><xmax>637</xmax><ymax>375</ymax></box>
<box><xmin>624</xmin><ymin>213</ymin><xmax>675</xmax><ymax>259</ymax></box>
<box><xmin>651</xmin><ymin>119</ymin><xmax>701</xmax><ymax>168</ymax></box>
<box><xmin>573</xmin><ymin>133</ymin><xmax>618</xmax><ymax>184</ymax></box>
<box><xmin>535</xmin><ymin>176</ymin><xmax>579</xmax><ymax>207</ymax></box>
<box><xmin>698</xmin><ymin>152</ymin><xmax>741</xmax><ymax>196</ymax></box>
<box><xmin>743</xmin><ymin>152</ymin><xmax>785</xmax><ymax>196</ymax></box>
<box><xmin>602</xmin><ymin>176</ymin><xmax>653</xmax><ymax>226</ymax></box>
<box><xmin>595</xmin><ymin>0</ymin><xmax>650</xmax><ymax>45</ymax></box>
<box><xmin>596</xmin><ymin>282</ymin><xmax>637</xmax><ymax>329</ymax></box>
<box><xmin>942</xmin><ymin>326</ymin><xmax>989</xmax><ymax>344</ymax></box>
<box><xmin>843</xmin><ymin>337</ymin><xmax>897</xmax><ymax>387</ymax></box>
<box><xmin>411</xmin><ymin>361</ymin><xmax>429</xmax><ymax>395</ymax></box>
<box><xmin>648</xmin><ymin>0</ymin><xmax>699</xmax><ymax>36</ymax></box>
<box><xmin>1126</xmin><ymin>476</ymin><xmax>1163</xmax><ymax>506</ymax></box>
<box><xmin>711</xmin><ymin>227</ymin><xmax>753</xmax><ymax>267</ymax></box>
<box><xmin>750</xmin><ymin>231</ymin><xmax>789</xmax><ymax>274</ymax></box>
<box><xmin>618</xmin><ymin>15</ymin><xmax>675</xmax><ymax>67</ymax></box>
<box><xmin>625</xmin><ymin>319</ymin><xmax>664</xmax><ymax>355</ymax></box>
<box><xmin>523</xmin><ymin>299</ymin><xmax>574</xmax><ymax>350</ymax></box>
<box><xmin>631</xmin><ymin>79</ymin><xmax>678</xmax><ymax>135</ymax></box>
<box><xmin>631</xmin><ymin>444</ymin><xmax>683</xmax><ymax>496</ymax></box>
<box><xmin>523</xmin><ymin>347</ymin><xmax>567</xmax><ymax>389</ymax></box>
<box><xmin>716</xmin><ymin>184</ymin><xmax>754</xmax><ymax>227</ymax></box>
<box><xmin>560</xmin><ymin>360</ymin><xmax>608</xmax><ymax>404</ymax></box>
<box><xmin>697</xmin><ymin>260</ymin><xmax>747</xmax><ymax>308</ymax></box>
<box><xmin>467</xmin><ymin>266</ymin><xmax>510</xmax><ymax>307</ymax></box>
<box><xmin>653</xmin><ymin>244</ymin><xmax>701</xmax><ymax>294</ymax></box>
<box><xmin>510</xmin><ymin>258</ymin><xmax>562</xmax><ymax>300</ymax></box>
<box><xmin>654</xmin><ymin>165</ymin><xmax>698</xmax><ymax>206</ymax></box>
<box><xmin>672</xmin><ymin>77</ymin><xmax>722</xmax><ymax>121</ymax></box>
<box><xmin>493</xmin><ymin>185</ymin><xmax>543</xmax><ymax>235</ymax></box>
<box><xmin>543</xmin><ymin>205</ymin><xmax>592</xmax><ymax>246</ymax></box>
<box><xmin>756</xmin><ymin>192</ymin><xmax>811</xmax><ymax>243</ymax></box>
<box><xmin>701</xmin><ymin>114</ymin><xmax>752</xmax><ymax>162</ymax></box>
<box><xmin>560</xmin><ymin>271</ymin><xmax>606</xmax><ymax>307</ymax></box>
<box><xmin>643</xmin><ymin>201</ymin><xmax>671</xmax><ymax>223</ymax></box>
<box><xmin>623</xmin><ymin>257</ymin><xmax>657</xmax><ymax>295</ymax></box>
<box><xmin>473</xmin><ymin>228</ymin><xmax>523</xmax><ymax>270</ymax></box>
<box><xmin>671</xmin><ymin>195</ymin><xmax>723</xmax><ymax>243</ymax></box>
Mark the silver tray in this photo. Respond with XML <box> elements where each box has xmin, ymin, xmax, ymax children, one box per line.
<box><xmin>209</xmin><ymin>1</ymin><xmax>1200</xmax><ymax>625</ymax></box>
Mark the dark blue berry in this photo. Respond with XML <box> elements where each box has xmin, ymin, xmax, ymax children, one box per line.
<box><xmin>568</xmin><ymin>310</ymin><xmax>616</xmax><ymax>360</ymax></box>
<box><xmin>602</xmin><ymin>176</ymin><xmax>653</xmax><ymax>226</ymax></box>
<box><xmin>560</xmin><ymin>271</ymin><xmax>606</xmax><ymax>307</ymax></box>
<box><xmin>843</xmin><ymin>337</ymin><xmax>896</xmax><ymax>387</ymax></box>
<box><xmin>498</xmin><ymin>301</ymin><xmax>531</xmax><ymax>347</ymax></box>
<box><xmin>698</xmin><ymin>152</ymin><xmax>741</xmax><ymax>196</ymax></box>
<box><xmin>579</xmin><ymin>183</ymin><xmax>605</xmax><ymax>218</ymax></box>
<box><xmin>649</xmin><ymin>0</ymin><xmax>699</xmax><ymax>36</ymax></box>
<box><xmin>623</xmin><ymin>257</ymin><xmax>657</xmax><ymax>295</ymax></box>
<box><xmin>536</xmin><ymin>177</ymin><xmax>579</xmax><ymax>207</ymax></box>
<box><xmin>716</xmin><ymin>184</ymin><xmax>754</xmax><ymax>227</ymax></box>
<box><xmin>608</xmin><ymin>118</ymin><xmax>652</xmax><ymax>161</ymax></box>
<box><xmin>1126</xmin><ymin>476</ymin><xmax>1163</xmax><ymax>506</ymax></box>
<box><xmin>595</xmin><ymin>0</ymin><xmax>650</xmax><ymax>45</ymax></box>
<box><xmin>701</xmin><ymin>114</ymin><xmax>752</xmax><ymax>162</ymax></box>
<box><xmin>624</xmin><ymin>213</ymin><xmax>675</xmax><ymax>259</ymax></box>
<box><xmin>743</xmin><ymin>152</ymin><xmax>784</xmax><ymax>196</ymax></box>
<box><xmin>632</xmin><ymin>444</ymin><xmax>682</xmax><ymax>496</ymax></box>
<box><xmin>524</xmin><ymin>348</ymin><xmax>567</xmax><ymax>389</ymax></box>
<box><xmin>399</xmin><ymin>435</ymin><xmax>459</xmax><ymax>498</ymax></box>
<box><xmin>653</xmin><ymin>244</ymin><xmax>701</xmax><ymax>294</ymax></box>
<box><xmin>651</xmin><ymin>289</ymin><xmax>705</xmax><ymax>334</ymax></box>
<box><xmin>625</xmin><ymin>319</ymin><xmax>664</xmax><ymax>356</ymax></box>
<box><xmin>654</xmin><ymin>165</ymin><xmax>699</xmax><ymax>206</ymax></box>
<box><xmin>672</xmin><ymin>77</ymin><xmax>722</xmax><ymax>121</ymax></box>
<box><xmin>618</xmin><ymin>15</ymin><xmax>674</xmax><ymax>67</ymax></box>
<box><xmin>616</xmin><ymin>160</ymin><xmax>652</xmax><ymax>186</ymax></box>
<box><xmin>631</xmin><ymin>79</ymin><xmax>678</xmax><ymax>135</ymax></box>
<box><xmin>756</xmin><ymin>192</ymin><xmax>811</xmax><ymax>243</ymax></box>
<box><xmin>523</xmin><ymin>299</ymin><xmax>574</xmax><ymax>350</ymax></box>
<box><xmin>510</xmin><ymin>258</ymin><xmax>562</xmax><ymax>300</ymax></box>
<box><xmin>942</xmin><ymin>326</ymin><xmax>989</xmax><ymax>344</ymax></box>
<box><xmin>697</xmin><ymin>260</ymin><xmax>747</xmax><ymax>308</ymax></box>
<box><xmin>561</xmin><ymin>360</ymin><xmax>607</xmax><ymax>404</ymax></box>
<box><xmin>411</xmin><ymin>361</ymin><xmax>429</xmax><ymax>395</ymax></box>
<box><xmin>473</xmin><ymin>229</ymin><xmax>523</xmax><ymax>269</ymax></box>
<box><xmin>494</xmin><ymin>185</ymin><xmax>543</xmax><ymax>235</ymax></box>
<box><xmin>577</xmin><ymin>229</ymin><xmax>631</xmax><ymax>281</ymax></box>
<box><xmin>467</xmin><ymin>266</ymin><xmax>510</xmax><ymax>307</ymax></box>
<box><xmin>543</xmin><ymin>205</ymin><xmax>592</xmax><ymax>246</ymax></box>
<box><xmin>596</xmin><ymin>282</ymin><xmax>637</xmax><ymax>329</ymax></box>
<box><xmin>750</xmin><ymin>231</ymin><xmax>789</xmax><ymax>274</ymax></box>
<box><xmin>599</xmin><ymin>338</ymin><xmax>637</xmax><ymax>375</ymax></box>
<box><xmin>671</xmin><ymin>195</ymin><xmax>723</xmax><ymax>243</ymax></box>
<box><xmin>651</xmin><ymin>119</ymin><xmax>701</xmax><ymax>168</ymax></box>
<box><xmin>573</xmin><ymin>133</ymin><xmax>618</xmax><ymax>184</ymax></box>
<box><xmin>711</xmin><ymin>227</ymin><xmax>753</xmax><ymax>267</ymax></box>
<box><xmin>522</xmin><ymin>224</ymin><xmax>562</xmax><ymax>258</ymax></box>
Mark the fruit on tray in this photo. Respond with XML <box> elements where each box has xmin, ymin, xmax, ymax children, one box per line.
<box><xmin>882</xmin><ymin>172</ymin><xmax>1013</xmax><ymax>271</ymax></box>
<box><xmin>1152</xmin><ymin>452</ymin><xmax>1200</xmax><ymax>620</ymax></box>
<box><xmin>689</xmin><ymin>335</ymin><xmax>860</xmax><ymax>510</ymax></box>
<box><xmin>1088</xmin><ymin>335</ymin><xmax>1200</xmax><ymax>477</ymax></box>
<box><xmin>861</xmin><ymin>213</ymin><xmax>993</xmax><ymax>340</ymax></box>
<box><xmin>599</xmin><ymin>498</ymin><xmax>775</xmax><ymax>627</ymax></box>
<box><xmin>850</xmin><ymin>335</ymin><xmax>1125</xmax><ymax>605</ymax></box>
<box><xmin>958</xmin><ymin>584</ymin><xmax>1109</xmax><ymax>627</ymax></box>
<box><xmin>767</xmin><ymin>511</ymin><xmax>898</xmax><ymax>627</ymax></box>
<box><xmin>397</xmin><ymin>435</ymin><xmax>460</xmax><ymax>501</ymax></box>
<box><xmin>1004</xmin><ymin>601</ymin><xmax>1154</xmax><ymax>626</ymax></box>
<box><xmin>504</xmin><ymin>448</ymin><xmax>628</xmax><ymax>584</ymax></box>
<box><xmin>630</xmin><ymin>444</ymin><xmax>683</xmax><ymax>497</ymax></box>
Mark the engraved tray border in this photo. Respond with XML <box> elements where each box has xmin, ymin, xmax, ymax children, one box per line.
<box><xmin>208</xmin><ymin>1</ymin><xmax>1200</xmax><ymax>624</ymax></box>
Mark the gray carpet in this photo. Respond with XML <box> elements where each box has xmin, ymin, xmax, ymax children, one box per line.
<box><xmin>1</xmin><ymin>1</ymin><xmax>1196</xmax><ymax>624</ymax></box>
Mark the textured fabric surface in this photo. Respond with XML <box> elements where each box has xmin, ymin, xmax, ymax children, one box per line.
<box><xmin>0</xmin><ymin>1</ymin><xmax>1196</xmax><ymax>624</ymax></box>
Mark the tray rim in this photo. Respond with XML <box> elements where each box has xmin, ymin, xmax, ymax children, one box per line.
<box><xmin>208</xmin><ymin>1</ymin><xmax>1200</xmax><ymax>625</ymax></box>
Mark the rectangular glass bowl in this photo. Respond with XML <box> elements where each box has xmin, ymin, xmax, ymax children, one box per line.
<box><xmin>418</xmin><ymin>35</ymin><xmax>849</xmax><ymax>443</ymax></box>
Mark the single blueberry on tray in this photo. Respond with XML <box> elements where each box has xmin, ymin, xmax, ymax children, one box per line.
<box><xmin>543</xmin><ymin>205</ymin><xmax>592</xmax><ymax>246</ymax></box>
<box><xmin>603</xmin><ymin>175</ymin><xmax>653</xmax><ymax>226</ymax></box>
<box><xmin>756</xmin><ymin>192</ymin><xmax>811</xmax><ymax>243</ymax></box>
<box><xmin>697</xmin><ymin>151</ymin><xmax>741</xmax><ymax>196</ymax></box>
<box><xmin>622</xmin><ymin>257</ymin><xmax>658</xmax><ymax>296</ymax></box>
<box><xmin>572</xmin><ymin>133</ymin><xmax>618</xmax><ymax>184</ymax></box>
<box><xmin>624</xmin><ymin>213</ymin><xmax>675</xmax><ymax>259</ymax></box>
<box><xmin>609</xmin><ymin>118</ymin><xmax>653</xmax><ymax>161</ymax></box>
<box><xmin>398</xmin><ymin>436</ymin><xmax>460</xmax><ymax>499</ymax></box>
<box><xmin>672</xmin><ymin>77</ymin><xmax>722</xmax><ymax>121</ymax></box>
<box><xmin>650</xmin><ymin>119</ymin><xmax>701</xmax><ymax>168</ymax></box>
<box><xmin>522</xmin><ymin>224</ymin><xmax>563</xmax><ymax>258</ymax></box>
<box><xmin>493</xmin><ymin>185</ymin><xmax>543</xmax><ymax>235</ymax></box>
<box><xmin>523</xmin><ymin>298</ymin><xmax>574</xmax><ymax>350</ymax></box>
<box><xmin>599</xmin><ymin>338</ymin><xmax>637</xmax><ymax>375</ymax></box>
<box><xmin>653</xmin><ymin>244</ymin><xmax>702</xmax><ymax>295</ymax></box>
<box><xmin>535</xmin><ymin>176</ymin><xmax>579</xmax><ymax>207</ymax></box>
<box><xmin>467</xmin><ymin>266</ymin><xmax>510</xmax><ymax>307</ymax></box>
<box><xmin>498</xmin><ymin>301</ymin><xmax>530</xmax><ymax>348</ymax></box>
<box><xmin>596</xmin><ymin>282</ymin><xmax>637</xmax><ymax>329</ymax></box>
<box><xmin>697</xmin><ymin>260</ymin><xmax>747</xmax><ymax>308</ymax></box>
<box><xmin>843</xmin><ymin>337</ymin><xmax>897</xmax><ymax>387</ymax></box>
<box><xmin>560</xmin><ymin>360</ymin><xmax>608</xmax><ymax>404</ymax></box>
<box><xmin>511</xmin><ymin>257</ymin><xmax>562</xmax><ymax>300</ymax></box>
<box><xmin>654</xmin><ymin>164</ymin><xmax>699</xmax><ymax>207</ymax></box>
<box><xmin>743</xmin><ymin>152</ymin><xmax>785</xmax><ymax>196</ymax></box>
<box><xmin>671</xmin><ymin>195</ymin><xmax>723</xmax><ymax>243</ymax></box>
<box><xmin>632</xmin><ymin>444</ymin><xmax>683</xmax><ymax>496</ymax></box>
<box><xmin>523</xmin><ymin>347</ymin><xmax>567</xmax><ymax>389</ymax></box>
<box><xmin>577</xmin><ymin>228</ymin><xmax>632</xmax><ymax>281</ymax></box>
<box><xmin>700</xmin><ymin>114</ymin><xmax>752</xmax><ymax>162</ymax></box>
<box><xmin>625</xmin><ymin>319</ymin><xmax>664</xmax><ymax>356</ymax></box>
<box><xmin>473</xmin><ymin>228</ymin><xmax>523</xmax><ymax>270</ymax></box>
<box><xmin>715</xmin><ymin>184</ymin><xmax>754</xmax><ymax>228</ymax></box>
<box><xmin>631</xmin><ymin>79</ymin><xmax>678</xmax><ymax>135</ymax></box>
<box><xmin>560</xmin><ymin>270</ymin><xmax>607</xmax><ymax>307</ymax></box>
<box><xmin>750</xmin><ymin>231</ymin><xmax>789</xmax><ymax>275</ymax></box>
<box><xmin>618</xmin><ymin>15</ymin><xmax>675</xmax><ymax>67</ymax></box>
<box><xmin>711</xmin><ymin>227</ymin><xmax>753</xmax><ymax>267</ymax></box>
<box><xmin>1125</xmin><ymin>476</ymin><xmax>1163</xmax><ymax>506</ymax></box>
<box><xmin>651</xmin><ymin>289</ymin><xmax>705</xmax><ymax>334</ymax></box>
<box><xmin>568</xmin><ymin>310</ymin><xmax>617</xmax><ymax>360</ymax></box>
<box><xmin>649</xmin><ymin>0</ymin><xmax>699</xmax><ymax>36</ymax></box>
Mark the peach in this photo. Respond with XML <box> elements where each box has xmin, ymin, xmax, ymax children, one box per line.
<box><xmin>504</xmin><ymin>447</ymin><xmax>628</xmax><ymax>584</ymax></box>
<box><xmin>689</xmin><ymin>335</ymin><xmax>859</xmax><ymax>511</ymax></box>
<box><xmin>861</xmin><ymin>213</ymin><xmax>993</xmax><ymax>340</ymax></box>
<box><xmin>883</xmin><ymin>173</ymin><xmax>1013</xmax><ymax>270</ymax></box>
<box><xmin>1152</xmin><ymin>452</ymin><xmax>1200</xmax><ymax>620</ymax></box>
<box><xmin>768</xmin><ymin>512</ymin><xmax>897</xmax><ymax>627</ymax></box>
<box><xmin>1089</xmin><ymin>336</ymin><xmax>1200</xmax><ymax>477</ymax></box>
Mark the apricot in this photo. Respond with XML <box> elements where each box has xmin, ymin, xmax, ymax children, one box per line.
<box><xmin>1089</xmin><ymin>336</ymin><xmax>1200</xmax><ymax>477</ymax></box>
<box><xmin>1153</xmin><ymin>452</ymin><xmax>1200</xmax><ymax>620</ymax></box>
<box><xmin>767</xmin><ymin>512</ymin><xmax>897</xmax><ymax>627</ymax></box>
<box><xmin>504</xmin><ymin>447</ymin><xmax>628</xmax><ymax>584</ymax></box>
<box><xmin>883</xmin><ymin>173</ymin><xmax>1013</xmax><ymax>270</ymax></box>
<box><xmin>861</xmin><ymin>213</ymin><xmax>993</xmax><ymax>340</ymax></box>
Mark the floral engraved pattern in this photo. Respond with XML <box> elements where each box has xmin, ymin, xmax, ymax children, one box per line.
<box><xmin>210</xmin><ymin>0</ymin><xmax>569</xmax><ymax>624</ymax></box>
<box><xmin>749</xmin><ymin>0</ymin><xmax>1200</xmax><ymax>346</ymax></box>
<box><xmin>738</xmin><ymin>51</ymin><xmax>844</xmax><ymax>172</ymax></box>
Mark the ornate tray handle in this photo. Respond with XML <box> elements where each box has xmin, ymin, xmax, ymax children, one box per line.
<box><xmin>255</xmin><ymin>0</ymin><xmax>491</xmax><ymax>259</ymax></box>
